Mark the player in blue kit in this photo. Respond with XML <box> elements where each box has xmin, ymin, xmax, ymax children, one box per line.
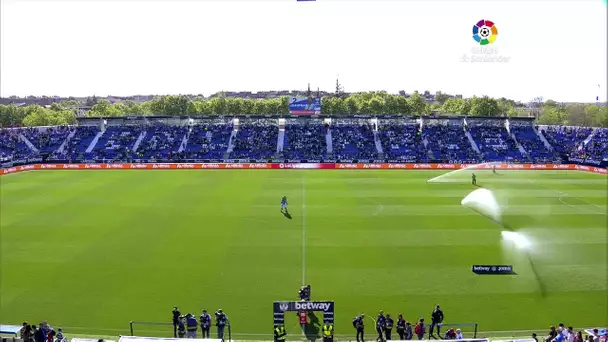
<box><xmin>281</xmin><ymin>196</ymin><xmax>288</xmax><ymax>213</ymax></box>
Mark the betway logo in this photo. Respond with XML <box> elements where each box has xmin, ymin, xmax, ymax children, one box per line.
<box><xmin>153</xmin><ymin>164</ymin><xmax>171</xmax><ymax>169</ymax></box>
<box><xmin>21</xmin><ymin>165</ymin><xmax>35</xmax><ymax>171</ymax></box>
<box><xmin>553</xmin><ymin>164</ymin><xmax>570</xmax><ymax>169</ymax></box>
<box><xmin>388</xmin><ymin>164</ymin><xmax>407</xmax><ymax>169</ymax></box>
<box><xmin>249</xmin><ymin>163</ymin><xmax>268</xmax><ymax>169</ymax></box>
<box><xmin>177</xmin><ymin>164</ymin><xmax>196</xmax><ymax>169</ymax></box>
<box><xmin>338</xmin><ymin>164</ymin><xmax>357</xmax><ymax>169</ymax></box>
<box><xmin>85</xmin><ymin>164</ymin><xmax>102</xmax><ymax>169</ymax></box>
<box><xmin>530</xmin><ymin>164</ymin><xmax>546</xmax><ymax>169</ymax></box>
<box><xmin>437</xmin><ymin>164</ymin><xmax>455</xmax><ymax>169</ymax></box>
<box><xmin>63</xmin><ymin>164</ymin><xmax>81</xmax><ymax>169</ymax></box>
<box><xmin>294</xmin><ymin>302</ymin><xmax>331</xmax><ymax>312</ymax></box>
<box><xmin>42</xmin><ymin>164</ymin><xmax>57</xmax><ymax>169</ymax></box>
<box><xmin>363</xmin><ymin>164</ymin><xmax>381</xmax><ymax>169</ymax></box>
<box><xmin>507</xmin><ymin>164</ymin><xmax>524</xmax><ymax>169</ymax></box>
<box><xmin>105</xmin><ymin>164</ymin><xmax>124</xmax><ymax>169</ymax></box>
<box><xmin>413</xmin><ymin>164</ymin><xmax>432</xmax><ymax>169</ymax></box>
<box><xmin>3</xmin><ymin>167</ymin><xmax>17</xmax><ymax>174</ymax></box>
<box><xmin>201</xmin><ymin>164</ymin><xmax>221</xmax><ymax>169</ymax></box>
<box><xmin>131</xmin><ymin>164</ymin><xmax>148</xmax><ymax>169</ymax></box>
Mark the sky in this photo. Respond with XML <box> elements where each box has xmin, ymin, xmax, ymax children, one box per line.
<box><xmin>1</xmin><ymin>0</ymin><xmax>606</xmax><ymax>103</ymax></box>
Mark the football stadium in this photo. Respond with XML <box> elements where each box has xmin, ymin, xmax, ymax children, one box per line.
<box><xmin>1</xmin><ymin>116</ymin><xmax>607</xmax><ymax>341</ymax></box>
<box><xmin>1</xmin><ymin>1</ymin><xmax>607</xmax><ymax>342</ymax></box>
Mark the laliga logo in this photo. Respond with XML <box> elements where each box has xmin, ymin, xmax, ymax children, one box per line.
<box><xmin>279</xmin><ymin>303</ymin><xmax>289</xmax><ymax>312</ymax></box>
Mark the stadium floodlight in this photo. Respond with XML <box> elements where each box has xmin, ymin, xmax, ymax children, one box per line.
<box><xmin>501</xmin><ymin>231</ymin><xmax>531</xmax><ymax>249</ymax></box>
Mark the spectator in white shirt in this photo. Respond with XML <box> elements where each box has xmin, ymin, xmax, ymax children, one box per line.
<box><xmin>456</xmin><ymin>329</ymin><xmax>464</xmax><ymax>340</ymax></box>
<box><xmin>567</xmin><ymin>327</ymin><xmax>575</xmax><ymax>342</ymax></box>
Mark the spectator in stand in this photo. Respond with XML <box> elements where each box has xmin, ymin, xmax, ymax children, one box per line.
<box><xmin>574</xmin><ymin>331</ymin><xmax>583</xmax><ymax>342</ymax></box>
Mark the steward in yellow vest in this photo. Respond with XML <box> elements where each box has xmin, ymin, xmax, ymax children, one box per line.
<box><xmin>274</xmin><ymin>325</ymin><xmax>287</xmax><ymax>342</ymax></box>
<box><xmin>323</xmin><ymin>323</ymin><xmax>334</xmax><ymax>342</ymax></box>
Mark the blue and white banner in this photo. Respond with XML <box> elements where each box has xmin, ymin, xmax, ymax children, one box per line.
<box><xmin>289</xmin><ymin>97</ymin><xmax>321</xmax><ymax>115</ymax></box>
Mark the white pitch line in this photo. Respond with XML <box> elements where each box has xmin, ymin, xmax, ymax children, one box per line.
<box><xmin>527</xmin><ymin>179</ymin><xmax>606</xmax><ymax>215</ymax></box>
<box><xmin>301</xmin><ymin>175</ymin><xmax>306</xmax><ymax>286</ymax></box>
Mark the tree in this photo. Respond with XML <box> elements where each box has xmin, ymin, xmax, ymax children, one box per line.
<box><xmin>434</xmin><ymin>91</ymin><xmax>450</xmax><ymax>105</ymax></box>
<box><xmin>469</xmin><ymin>96</ymin><xmax>500</xmax><ymax>116</ymax></box>
<box><xmin>344</xmin><ymin>96</ymin><xmax>359</xmax><ymax>114</ymax></box>
<box><xmin>407</xmin><ymin>92</ymin><xmax>428</xmax><ymax>115</ymax></box>
<box><xmin>87</xmin><ymin>100</ymin><xmax>123</xmax><ymax>117</ymax></box>
<box><xmin>85</xmin><ymin>95</ymin><xmax>99</xmax><ymax>107</ymax></box>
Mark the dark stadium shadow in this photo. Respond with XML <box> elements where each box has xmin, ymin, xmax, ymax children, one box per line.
<box><xmin>302</xmin><ymin>311</ymin><xmax>321</xmax><ymax>342</ymax></box>
<box><xmin>282</xmin><ymin>211</ymin><xmax>293</xmax><ymax>220</ymax></box>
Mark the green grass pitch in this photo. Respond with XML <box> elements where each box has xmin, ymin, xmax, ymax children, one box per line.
<box><xmin>1</xmin><ymin>170</ymin><xmax>606</xmax><ymax>338</ymax></box>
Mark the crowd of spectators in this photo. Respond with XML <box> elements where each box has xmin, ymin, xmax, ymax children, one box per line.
<box><xmin>88</xmin><ymin>125</ymin><xmax>144</xmax><ymax>160</ymax></box>
<box><xmin>537</xmin><ymin>324</ymin><xmax>605</xmax><ymax>342</ymax></box>
<box><xmin>282</xmin><ymin>121</ymin><xmax>328</xmax><ymax>160</ymax></box>
<box><xmin>19</xmin><ymin>321</ymin><xmax>66</xmax><ymax>342</ymax></box>
<box><xmin>541</xmin><ymin>126</ymin><xmax>593</xmax><ymax>160</ymax></box>
<box><xmin>230</xmin><ymin>121</ymin><xmax>279</xmax><ymax>160</ymax></box>
<box><xmin>510</xmin><ymin>124</ymin><xmax>557</xmax><ymax>163</ymax></box>
<box><xmin>0</xmin><ymin>121</ymin><xmax>606</xmax><ymax>165</ymax></box>
<box><xmin>133</xmin><ymin>124</ymin><xmax>188</xmax><ymax>160</ymax></box>
<box><xmin>53</xmin><ymin>126</ymin><xmax>100</xmax><ymax>160</ymax></box>
<box><xmin>0</xmin><ymin>129</ymin><xmax>34</xmax><ymax>160</ymax></box>
<box><xmin>469</xmin><ymin>123</ymin><xmax>524</xmax><ymax>162</ymax></box>
<box><xmin>331</xmin><ymin>121</ymin><xmax>378</xmax><ymax>160</ymax></box>
<box><xmin>183</xmin><ymin>123</ymin><xmax>232</xmax><ymax>160</ymax></box>
<box><xmin>422</xmin><ymin>124</ymin><xmax>479</xmax><ymax>163</ymax></box>
<box><xmin>572</xmin><ymin>128</ymin><xmax>608</xmax><ymax>162</ymax></box>
<box><xmin>377</xmin><ymin>122</ymin><xmax>427</xmax><ymax>162</ymax></box>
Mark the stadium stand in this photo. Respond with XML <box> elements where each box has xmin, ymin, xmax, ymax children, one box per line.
<box><xmin>88</xmin><ymin>125</ymin><xmax>144</xmax><ymax>160</ymax></box>
<box><xmin>1</xmin><ymin>117</ymin><xmax>607</xmax><ymax>166</ymax></box>
<box><xmin>230</xmin><ymin>120</ymin><xmax>278</xmax><ymax>160</ymax></box>
<box><xmin>377</xmin><ymin>120</ymin><xmax>427</xmax><ymax>162</ymax></box>
<box><xmin>468</xmin><ymin>120</ymin><xmax>525</xmax><ymax>162</ymax></box>
<box><xmin>540</xmin><ymin>125</ymin><xmax>592</xmax><ymax>161</ymax></box>
<box><xmin>183</xmin><ymin>122</ymin><xmax>232</xmax><ymax>160</ymax></box>
<box><xmin>331</xmin><ymin>119</ymin><xmax>378</xmax><ymax>161</ymax></box>
<box><xmin>55</xmin><ymin>125</ymin><xmax>100</xmax><ymax>160</ymax></box>
<box><xmin>423</xmin><ymin>121</ymin><xmax>479</xmax><ymax>163</ymax></box>
<box><xmin>509</xmin><ymin>123</ymin><xmax>557</xmax><ymax>163</ymax></box>
<box><xmin>133</xmin><ymin>124</ymin><xmax>188</xmax><ymax>160</ymax></box>
<box><xmin>282</xmin><ymin>119</ymin><xmax>328</xmax><ymax>161</ymax></box>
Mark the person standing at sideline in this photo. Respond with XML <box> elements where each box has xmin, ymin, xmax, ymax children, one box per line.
<box><xmin>353</xmin><ymin>314</ymin><xmax>365</xmax><ymax>342</ymax></box>
<box><xmin>429</xmin><ymin>305</ymin><xmax>444</xmax><ymax>339</ymax></box>
<box><xmin>396</xmin><ymin>315</ymin><xmax>406</xmax><ymax>340</ymax></box>
<box><xmin>200</xmin><ymin>309</ymin><xmax>212</xmax><ymax>339</ymax></box>
<box><xmin>172</xmin><ymin>307</ymin><xmax>181</xmax><ymax>338</ymax></box>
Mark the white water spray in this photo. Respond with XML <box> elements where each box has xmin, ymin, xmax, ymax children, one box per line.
<box><xmin>461</xmin><ymin>188</ymin><xmax>502</xmax><ymax>223</ymax></box>
<box><xmin>427</xmin><ymin>162</ymin><xmax>499</xmax><ymax>183</ymax></box>
<box><xmin>501</xmin><ymin>230</ymin><xmax>531</xmax><ymax>249</ymax></box>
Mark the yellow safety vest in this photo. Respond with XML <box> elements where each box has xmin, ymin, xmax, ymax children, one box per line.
<box><xmin>275</xmin><ymin>327</ymin><xmax>286</xmax><ymax>340</ymax></box>
<box><xmin>323</xmin><ymin>325</ymin><xmax>334</xmax><ymax>338</ymax></box>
